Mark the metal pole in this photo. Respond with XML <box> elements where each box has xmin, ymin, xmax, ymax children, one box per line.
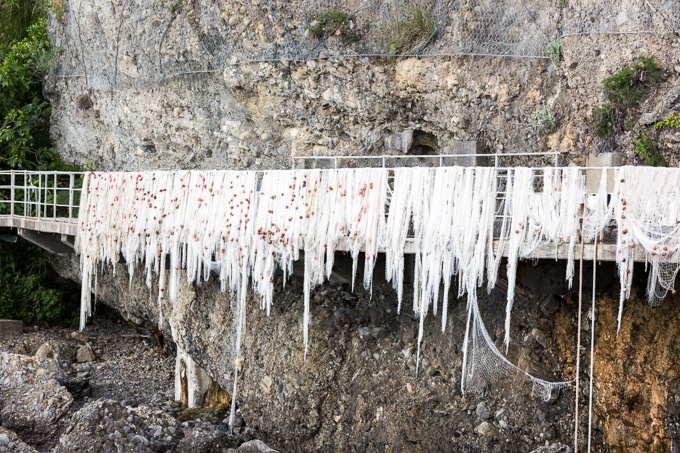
<box><xmin>24</xmin><ymin>173</ymin><xmax>29</xmax><ymax>217</ymax></box>
<box><xmin>69</xmin><ymin>173</ymin><xmax>74</xmax><ymax>219</ymax></box>
<box><xmin>10</xmin><ymin>171</ymin><xmax>15</xmax><ymax>216</ymax></box>
<box><xmin>53</xmin><ymin>173</ymin><xmax>57</xmax><ymax>219</ymax></box>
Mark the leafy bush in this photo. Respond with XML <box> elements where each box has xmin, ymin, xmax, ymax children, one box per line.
<box><xmin>0</xmin><ymin>241</ymin><xmax>79</xmax><ymax>326</ymax></box>
<box><xmin>591</xmin><ymin>56</ymin><xmax>661</xmax><ymax>141</ymax></box>
<box><xmin>654</xmin><ymin>111</ymin><xmax>680</xmax><ymax>131</ymax></box>
<box><xmin>0</xmin><ymin>9</ymin><xmax>80</xmax><ymax>327</ymax></box>
<box><xmin>0</xmin><ymin>19</ymin><xmax>64</xmax><ymax>170</ymax></box>
<box><xmin>0</xmin><ymin>0</ymin><xmax>45</xmax><ymax>46</ymax></box>
<box><xmin>635</xmin><ymin>130</ymin><xmax>667</xmax><ymax>167</ymax></box>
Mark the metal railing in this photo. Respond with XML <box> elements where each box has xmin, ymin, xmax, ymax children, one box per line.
<box><xmin>0</xmin><ymin>171</ymin><xmax>85</xmax><ymax>223</ymax></box>
<box><xmin>291</xmin><ymin>151</ymin><xmax>563</xmax><ymax>169</ymax></box>
<box><xmin>0</xmin><ymin>167</ymin><xmax>662</xmax><ymax>262</ymax></box>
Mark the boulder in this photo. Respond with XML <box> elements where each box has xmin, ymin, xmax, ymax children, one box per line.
<box><xmin>75</xmin><ymin>344</ymin><xmax>96</xmax><ymax>363</ymax></box>
<box><xmin>35</xmin><ymin>340</ymin><xmax>76</xmax><ymax>371</ymax></box>
<box><xmin>0</xmin><ymin>427</ymin><xmax>37</xmax><ymax>453</ymax></box>
<box><xmin>0</xmin><ymin>353</ymin><xmax>73</xmax><ymax>445</ymax></box>
<box><xmin>227</xmin><ymin>440</ymin><xmax>279</xmax><ymax>452</ymax></box>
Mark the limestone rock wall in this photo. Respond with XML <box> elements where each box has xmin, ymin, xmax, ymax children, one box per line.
<box><xmin>47</xmin><ymin>0</ymin><xmax>679</xmax><ymax>171</ymax></box>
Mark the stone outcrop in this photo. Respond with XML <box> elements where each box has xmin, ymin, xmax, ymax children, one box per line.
<box><xmin>0</xmin><ymin>354</ymin><xmax>73</xmax><ymax>447</ymax></box>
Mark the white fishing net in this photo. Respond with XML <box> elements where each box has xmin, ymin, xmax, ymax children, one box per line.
<box><xmin>75</xmin><ymin>166</ymin><xmax>680</xmax><ymax>421</ymax></box>
<box><xmin>613</xmin><ymin>167</ymin><xmax>680</xmax><ymax>325</ymax></box>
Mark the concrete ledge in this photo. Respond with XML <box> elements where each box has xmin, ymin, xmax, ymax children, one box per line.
<box><xmin>0</xmin><ymin>320</ymin><xmax>23</xmax><ymax>340</ymax></box>
<box><xmin>0</xmin><ymin>216</ymin><xmax>78</xmax><ymax>236</ymax></box>
<box><xmin>17</xmin><ymin>229</ymin><xmax>75</xmax><ymax>254</ymax></box>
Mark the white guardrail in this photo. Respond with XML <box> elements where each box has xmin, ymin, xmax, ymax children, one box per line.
<box><xmin>0</xmin><ymin>171</ymin><xmax>84</xmax><ymax>235</ymax></box>
<box><xmin>0</xmin><ymin>158</ymin><xmax>645</xmax><ymax>261</ymax></box>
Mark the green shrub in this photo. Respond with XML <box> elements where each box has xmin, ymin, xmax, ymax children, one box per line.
<box><xmin>0</xmin><ymin>8</ymin><xmax>80</xmax><ymax>327</ymax></box>
<box><xmin>635</xmin><ymin>130</ymin><xmax>667</xmax><ymax>167</ymax></box>
<box><xmin>601</xmin><ymin>56</ymin><xmax>661</xmax><ymax>107</ymax></box>
<box><xmin>0</xmin><ymin>18</ymin><xmax>64</xmax><ymax>170</ymax></box>
<box><xmin>591</xmin><ymin>56</ymin><xmax>662</xmax><ymax>144</ymax></box>
<box><xmin>546</xmin><ymin>39</ymin><xmax>561</xmax><ymax>66</ymax></box>
<box><xmin>0</xmin><ymin>240</ymin><xmax>79</xmax><ymax>326</ymax></box>
<box><xmin>0</xmin><ymin>0</ymin><xmax>45</xmax><ymax>46</ymax></box>
<box><xmin>654</xmin><ymin>111</ymin><xmax>680</xmax><ymax>131</ymax></box>
<box><xmin>384</xmin><ymin>3</ymin><xmax>436</xmax><ymax>53</ymax></box>
<box><xmin>592</xmin><ymin>104</ymin><xmax>618</xmax><ymax>138</ymax></box>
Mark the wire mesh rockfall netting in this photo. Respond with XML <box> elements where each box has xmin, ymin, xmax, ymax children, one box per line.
<box><xmin>561</xmin><ymin>0</ymin><xmax>679</xmax><ymax>36</ymax></box>
<box><xmin>53</xmin><ymin>0</ymin><xmax>559</xmax><ymax>90</ymax></box>
<box><xmin>53</xmin><ymin>0</ymin><xmax>677</xmax><ymax>91</ymax></box>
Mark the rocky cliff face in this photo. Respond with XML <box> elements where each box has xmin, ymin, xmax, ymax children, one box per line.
<box><xmin>46</xmin><ymin>0</ymin><xmax>679</xmax><ymax>171</ymax></box>
<box><xmin>53</xmin><ymin>253</ymin><xmax>585</xmax><ymax>451</ymax></box>
<box><xmin>45</xmin><ymin>0</ymin><xmax>680</xmax><ymax>450</ymax></box>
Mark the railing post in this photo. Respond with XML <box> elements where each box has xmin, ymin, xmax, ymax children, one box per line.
<box><xmin>69</xmin><ymin>173</ymin><xmax>74</xmax><ymax>219</ymax></box>
<box><xmin>53</xmin><ymin>173</ymin><xmax>57</xmax><ymax>219</ymax></box>
<box><xmin>38</xmin><ymin>174</ymin><xmax>43</xmax><ymax>218</ymax></box>
<box><xmin>23</xmin><ymin>173</ymin><xmax>28</xmax><ymax>217</ymax></box>
<box><xmin>10</xmin><ymin>171</ymin><xmax>15</xmax><ymax>216</ymax></box>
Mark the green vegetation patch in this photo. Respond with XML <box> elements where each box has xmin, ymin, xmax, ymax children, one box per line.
<box><xmin>0</xmin><ymin>240</ymin><xmax>79</xmax><ymax>326</ymax></box>
<box><xmin>0</xmin><ymin>3</ymin><xmax>80</xmax><ymax>327</ymax></box>
<box><xmin>592</xmin><ymin>104</ymin><xmax>618</xmax><ymax>138</ymax></box>
<box><xmin>528</xmin><ymin>105</ymin><xmax>557</xmax><ymax>132</ymax></box>
<box><xmin>546</xmin><ymin>39</ymin><xmax>561</xmax><ymax>66</ymax></box>
<box><xmin>0</xmin><ymin>0</ymin><xmax>45</xmax><ymax>46</ymax></box>
<box><xmin>634</xmin><ymin>130</ymin><xmax>667</xmax><ymax>167</ymax></box>
<box><xmin>308</xmin><ymin>10</ymin><xmax>366</xmax><ymax>44</ymax></box>
<box><xmin>590</xmin><ymin>56</ymin><xmax>664</xmax><ymax>153</ymax></box>
<box><xmin>601</xmin><ymin>56</ymin><xmax>660</xmax><ymax>107</ymax></box>
<box><xmin>383</xmin><ymin>3</ymin><xmax>436</xmax><ymax>54</ymax></box>
<box><xmin>654</xmin><ymin>111</ymin><xmax>680</xmax><ymax>131</ymax></box>
<box><xmin>0</xmin><ymin>19</ymin><xmax>68</xmax><ymax>170</ymax></box>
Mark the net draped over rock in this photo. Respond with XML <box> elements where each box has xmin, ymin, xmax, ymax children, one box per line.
<box><xmin>75</xmin><ymin>166</ymin><xmax>680</xmax><ymax>424</ymax></box>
